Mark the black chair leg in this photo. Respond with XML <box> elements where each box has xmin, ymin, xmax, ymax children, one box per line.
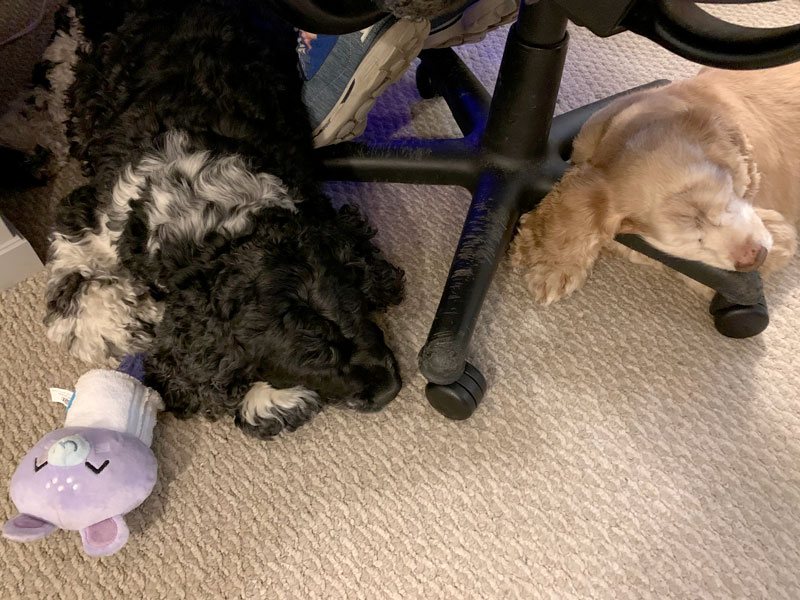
<box><xmin>416</xmin><ymin>48</ymin><xmax>491</xmax><ymax>139</ymax></box>
<box><xmin>320</xmin><ymin>139</ymin><xmax>479</xmax><ymax>187</ymax></box>
<box><xmin>419</xmin><ymin>172</ymin><xmax>521</xmax><ymax>377</ymax></box>
<box><xmin>419</xmin><ymin>170</ymin><xmax>521</xmax><ymax>418</ymax></box>
<box><xmin>316</xmin><ymin>0</ymin><xmax>771</xmax><ymax>420</ymax></box>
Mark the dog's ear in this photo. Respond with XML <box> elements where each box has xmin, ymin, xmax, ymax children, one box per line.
<box><xmin>684</xmin><ymin>107</ymin><xmax>760</xmax><ymax>202</ymax></box>
<box><xmin>331</xmin><ymin>205</ymin><xmax>404</xmax><ymax>310</ymax></box>
<box><xmin>361</xmin><ymin>258</ymin><xmax>405</xmax><ymax>311</ymax></box>
<box><xmin>572</xmin><ymin>89</ymin><xmax>689</xmax><ymax>168</ymax></box>
<box><xmin>517</xmin><ymin>87</ymin><xmax>690</xmax><ymax>280</ymax></box>
<box><xmin>334</xmin><ymin>205</ymin><xmax>376</xmax><ymax>247</ymax></box>
<box><xmin>512</xmin><ymin>165</ymin><xmax>620</xmax><ymax>269</ymax></box>
<box><xmin>571</xmin><ymin>93</ymin><xmax>646</xmax><ymax>164</ymax></box>
<box><xmin>282</xmin><ymin>299</ymin><xmax>355</xmax><ymax>370</ymax></box>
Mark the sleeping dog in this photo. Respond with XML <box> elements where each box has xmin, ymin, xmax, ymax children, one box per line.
<box><xmin>43</xmin><ymin>0</ymin><xmax>405</xmax><ymax>439</ymax></box>
<box><xmin>512</xmin><ymin>63</ymin><xmax>800</xmax><ymax>304</ymax></box>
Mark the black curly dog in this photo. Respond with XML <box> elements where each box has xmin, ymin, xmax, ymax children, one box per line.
<box><xmin>44</xmin><ymin>0</ymin><xmax>405</xmax><ymax>439</ymax></box>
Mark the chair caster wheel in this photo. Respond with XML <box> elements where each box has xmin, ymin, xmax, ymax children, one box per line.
<box><xmin>425</xmin><ymin>362</ymin><xmax>486</xmax><ymax>420</ymax></box>
<box><xmin>710</xmin><ymin>293</ymin><xmax>769</xmax><ymax>339</ymax></box>
<box><xmin>415</xmin><ymin>61</ymin><xmax>438</xmax><ymax>99</ymax></box>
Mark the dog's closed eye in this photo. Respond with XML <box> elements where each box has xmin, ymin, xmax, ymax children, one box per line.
<box><xmin>693</xmin><ymin>211</ymin><xmax>715</xmax><ymax>229</ymax></box>
<box><xmin>671</xmin><ymin>210</ymin><xmax>706</xmax><ymax>230</ymax></box>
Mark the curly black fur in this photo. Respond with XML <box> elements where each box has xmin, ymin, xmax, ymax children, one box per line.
<box><xmin>0</xmin><ymin>145</ymin><xmax>52</xmax><ymax>188</ymax></box>
<box><xmin>65</xmin><ymin>0</ymin><xmax>317</xmax><ymax>197</ymax></box>
<box><xmin>45</xmin><ymin>0</ymin><xmax>405</xmax><ymax>439</ymax></box>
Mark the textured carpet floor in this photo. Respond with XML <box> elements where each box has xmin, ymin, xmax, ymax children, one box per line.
<box><xmin>2</xmin><ymin>3</ymin><xmax>800</xmax><ymax>599</ymax></box>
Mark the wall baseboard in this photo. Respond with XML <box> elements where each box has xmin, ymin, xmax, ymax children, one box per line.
<box><xmin>0</xmin><ymin>215</ymin><xmax>44</xmax><ymax>292</ymax></box>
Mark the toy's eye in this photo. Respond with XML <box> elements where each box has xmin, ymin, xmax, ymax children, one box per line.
<box><xmin>84</xmin><ymin>460</ymin><xmax>109</xmax><ymax>474</ymax></box>
<box><xmin>48</xmin><ymin>434</ymin><xmax>90</xmax><ymax>466</ymax></box>
<box><xmin>34</xmin><ymin>458</ymin><xmax>48</xmax><ymax>472</ymax></box>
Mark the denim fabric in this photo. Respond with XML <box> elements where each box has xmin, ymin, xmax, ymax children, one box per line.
<box><xmin>299</xmin><ymin>15</ymin><xmax>397</xmax><ymax>127</ymax></box>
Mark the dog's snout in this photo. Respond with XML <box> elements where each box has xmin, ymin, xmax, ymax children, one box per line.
<box><xmin>353</xmin><ymin>354</ymin><xmax>402</xmax><ymax>413</ymax></box>
<box><xmin>336</xmin><ymin>322</ymin><xmax>402</xmax><ymax>413</ymax></box>
<box><xmin>734</xmin><ymin>241</ymin><xmax>768</xmax><ymax>272</ymax></box>
<box><xmin>368</xmin><ymin>371</ymin><xmax>402</xmax><ymax>411</ymax></box>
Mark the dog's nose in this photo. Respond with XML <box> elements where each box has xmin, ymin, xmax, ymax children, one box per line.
<box><xmin>363</xmin><ymin>367</ymin><xmax>402</xmax><ymax>412</ymax></box>
<box><xmin>734</xmin><ymin>242</ymin><xmax>768</xmax><ymax>272</ymax></box>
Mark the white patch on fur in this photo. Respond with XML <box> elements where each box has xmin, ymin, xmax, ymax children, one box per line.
<box><xmin>46</xmin><ymin>224</ymin><xmax>163</xmax><ymax>364</ymax></box>
<box><xmin>109</xmin><ymin>164</ymin><xmax>147</xmax><ymax>227</ymax></box>
<box><xmin>240</xmin><ymin>382</ymin><xmax>319</xmax><ymax>426</ymax></box>
<box><xmin>718</xmin><ymin>197</ymin><xmax>774</xmax><ymax>251</ymax></box>
<box><xmin>46</xmin><ymin>129</ymin><xmax>296</xmax><ymax>364</ymax></box>
<box><xmin>127</xmin><ymin>131</ymin><xmax>297</xmax><ymax>254</ymax></box>
<box><xmin>46</xmin><ymin>274</ymin><xmax>161</xmax><ymax>364</ymax></box>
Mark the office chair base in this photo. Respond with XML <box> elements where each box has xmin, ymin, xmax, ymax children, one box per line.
<box><xmin>710</xmin><ymin>294</ymin><xmax>770</xmax><ymax>339</ymax></box>
<box><xmin>425</xmin><ymin>362</ymin><xmax>486</xmax><ymax>420</ymax></box>
<box><xmin>319</xmin><ymin>0</ymin><xmax>771</xmax><ymax>420</ymax></box>
<box><xmin>415</xmin><ymin>65</ymin><xmax>437</xmax><ymax>100</ymax></box>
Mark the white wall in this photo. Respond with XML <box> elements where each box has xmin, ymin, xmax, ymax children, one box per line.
<box><xmin>0</xmin><ymin>215</ymin><xmax>43</xmax><ymax>291</ymax></box>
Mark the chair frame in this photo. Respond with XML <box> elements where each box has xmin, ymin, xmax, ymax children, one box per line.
<box><xmin>316</xmin><ymin>0</ymin><xmax>768</xmax><ymax>418</ymax></box>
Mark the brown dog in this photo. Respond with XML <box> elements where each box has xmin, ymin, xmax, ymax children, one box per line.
<box><xmin>511</xmin><ymin>63</ymin><xmax>800</xmax><ymax>304</ymax></box>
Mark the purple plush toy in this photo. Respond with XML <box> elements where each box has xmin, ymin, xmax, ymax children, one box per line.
<box><xmin>3</xmin><ymin>355</ymin><xmax>163</xmax><ymax>556</ymax></box>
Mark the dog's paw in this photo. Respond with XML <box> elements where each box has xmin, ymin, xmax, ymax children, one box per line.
<box><xmin>235</xmin><ymin>383</ymin><xmax>322</xmax><ymax>440</ymax></box>
<box><xmin>508</xmin><ymin>221</ymin><xmax>538</xmax><ymax>268</ymax></box>
<box><xmin>523</xmin><ymin>263</ymin><xmax>589</xmax><ymax>305</ymax></box>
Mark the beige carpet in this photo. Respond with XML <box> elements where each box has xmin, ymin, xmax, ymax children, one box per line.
<box><xmin>3</xmin><ymin>3</ymin><xmax>800</xmax><ymax>599</ymax></box>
